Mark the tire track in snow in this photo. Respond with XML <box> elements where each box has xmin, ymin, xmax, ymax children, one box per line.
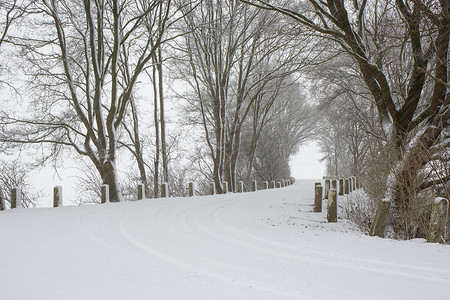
<box><xmin>74</xmin><ymin>187</ymin><xmax>450</xmax><ymax>299</ymax></box>
<box><xmin>207</xmin><ymin>197</ymin><xmax>450</xmax><ymax>283</ymax></box>
<box><xmin>117</xmin><ymin>197</ymin><xmax>305</xmax><ymax>299</ymax></box>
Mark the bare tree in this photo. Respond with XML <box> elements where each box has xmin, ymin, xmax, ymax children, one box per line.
<box><xmin>176</xmin><ymin>0</ymin><xmax>313</xmax><ymax>192</ymax></box>
<box><xmin>242</xmin><ymin>0</ymin><xmax>449</xmax><ymax>237</ymax></box>
<box><xmin>0</xmin><ymin>158</ymin><xmax>41</xmax><ymax>208</ymax></box>
<box><xmin>241</xmin><ymin>80</ymin><xmax>316</xmax><ymax>183</ymax></box>
<box><xmin>1</xmin><ymin>0</ymin><xmax>174</xmax><ymax>202</ymax></box>
<box><xmin>0</xmin><ymin>0</ymin><xmax>30</xmax><ymax>48</ymax></box>
<box><xmin>0</xmin><ymin>0</ymin><xmax>32</xmax><ymax>88</ymax></box>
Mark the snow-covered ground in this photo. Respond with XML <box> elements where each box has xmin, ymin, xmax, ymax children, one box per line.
<box><xmin>1</xmin><ymin>179</ymin><xmax>449</xmax><ymax>300</ymax></box>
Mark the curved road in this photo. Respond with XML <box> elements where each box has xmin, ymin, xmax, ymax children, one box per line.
<box><xmin>1</xmin><ymin>180</ymin><xmax>449</xmax><ymax>299</ymax></box>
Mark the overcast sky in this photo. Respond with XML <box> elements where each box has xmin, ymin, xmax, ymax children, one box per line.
<box><xmin>289</xmin><ymin>141</ymin><xmax>325</xmax><ymax>180</ymax></box>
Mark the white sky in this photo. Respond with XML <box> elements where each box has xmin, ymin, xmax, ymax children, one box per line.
<box><xmin>289</xmin><ymin>141</ymin><xmax>325</xmax><ymax>180</ymax></box>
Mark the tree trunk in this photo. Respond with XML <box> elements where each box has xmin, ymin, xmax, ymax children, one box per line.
<box><xmin>100</xmin><ymin>160</ymin><xmax>123</xmax><ymax>202</ymax></box>
<box><xmin>158</xmin><ymin>46</ymin><xmax>168</xmax><ymax>183</ymax></box>
<box><xmin>152</xmin><ymin>54</ymin><xmax>160</xmax><ymax>198</ymax></box>
<box><xmin>230</xmin><ymin>126</ymin><xmax>242</xmax><ymax>189</ymax></box>
<box><xmin>129</xmin><ymin>95</ymin><xmax>148</xmax><ymax>194</ymax></box>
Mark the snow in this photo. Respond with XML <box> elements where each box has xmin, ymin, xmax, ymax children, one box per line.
<box><xmin>1</xmin><ymin>179</ymin><xmax>449</xmax><ymax>299</ymax></box>
<box><xmin>434</xmin><ymin>197</ymin><xmax>448</xmax><ymax>204</ymax></box>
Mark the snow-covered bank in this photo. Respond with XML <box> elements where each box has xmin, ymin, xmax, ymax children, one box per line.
<box><xmin>1</xmin><ymin>180</ymin><xmax>449</xmax><ymax>299</ymax></box>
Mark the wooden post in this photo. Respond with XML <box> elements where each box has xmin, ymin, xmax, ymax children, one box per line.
<box><xmin>349</xmin><ymin>179</ymin><xmax>353</xmax><ymax>193</ymax></box>
<box><xmin>237</xmin><ymin>181</ymin><xmax>244</xmax><ymax>193</ymax></box>
<box><xmin>101</xmin><ymin>184</ymin><xmax>109</xmax><ymax>204</ymax></box>
<box><xmin>11</xmin><ymin>187</ymin><xmax>21</xmax><ymax>209</ymax></box>
<box><xmin>137</xmin><ymin>184</ymin><xmax>145</xmax><ymax>200</ymax></box>
<box><xmin>264</xmin><ymin>181</ymin><xmax>269</xmax><ymax>190</ymax></box>
<box><xmin>277</xmin><ymin>182</ymin><xmax>281</xmax><ymax>188</ymax></box>
<box><xmin>369</xmin><ymin>200</ymin><xmax>391</xmax><ymax>237</ymax></box>
<box><xmin>344</xmin><ymin>179</ymin><xmax>349</xmax><ymax>194</ymax></box>
<box><xmin>355</xmin><ymin>176</ymin><xmax>360</xmax><ymax>189</ymax></box>
<box><xmin>161</xmin><ymin>183</ymin><xmax>168</xmax><ymax>198</ymax></box>
<box><xmin>338</xmin><ymin>179</ymin><xmax>344</xmax><ymax>196</ymax></box>
<box><xmin>324</xmin><ymin>180</ymin><xmax>330</xmax><ymax>199</ymax></box>
<box><xmin>314</xmin><ymin>184</ymin><xmax>323</xmax><ymax>212</ymax></box>
<box><xmin>223</xmin><ymin>182</ymin><xmax>228</xmax><ymax>194</ymax></box>
<box><xmin>0</xmin><ymin>193</ymin><xmax>5</xmax><ymax>211</ymax></box>
<box><xmin>426</xmin><ymin>198</ymin><xmax>449</xmax><ymax>243</ymax></box>
<box><xmin>271</xmin><ymin>180</ymin><xmax>276</xmax><ymax>189</ymax></box>
<box><xmin>53</xmin><ymin>186</ymin><xmax>62</xmax><ymax>207</ymax></box>
<box><xmin>327</xmin><ymin>188</ymin><xmax>337</xmax><ymax>222</ymax></box>
<box><xmin>252</xmin><ymin>180</ymin><xmax>257</xmax><ymax>192</ymax></box>
<box><xmin>352</xmin><ymin>176</ymin><xmax>356</xmax><ymax>190</ymax></box>
<box><xmin>331</xmin><ymin>179</ymin><xmax>337</xmax><ymax>190</ymax></box>
<box><xmin>188</xmin><ymin>182</ymin><xmax>195</xmax><ymax>197</ymax></box>
<box><xmin>210</xmin><ymin>182</ymin><xmax>215</xmax><ymax>195</ymax></box>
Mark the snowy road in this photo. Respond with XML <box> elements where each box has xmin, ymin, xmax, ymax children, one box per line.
<box><xmin>1</xmin><ymin>180</ymin><xmax>449</xmax><ymax>299</ymax></box>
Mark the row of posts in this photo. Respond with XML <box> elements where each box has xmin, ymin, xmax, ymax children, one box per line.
<box><xmin>314</xmin><ymin>176</ymin><xmax>359</xmax><ymax>223</ymax></box>
<box><xmin>1</xmin><ymin>178</ymin><xmax>295</xmax><ymax>210</ymax></box>
<box><xmin>314</xmin><ymin>177</ymin><xmax>449</xmax><ymax>244</ymax></box>
<box><xmin>140</xmin><ymin>178</ymin><xmax>295</xmax><ymax>200</ymax></box>
<box><xmin>0</xmin><ymin>186</ymin><xmax>64</xmax><ymax>210</ymax></box>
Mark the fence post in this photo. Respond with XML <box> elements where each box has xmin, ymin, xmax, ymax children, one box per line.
<box><xmin>344</xmin><ymin>179</ymin><xmax>349</xmax><ymax>194</ymax></box>
<box><xmin>210</xmin><ymin>182</ymin><xmax>215</xmax><ymax>195</ymax></box>
<box><xmin>53</xmin><ymin>186</ymin><xmax>62</xmax><ymax>207</ymax></box>
<box><xmin>161</xmin><ymin>183</ymin><xmax>168</xmax><ymax>198</ymax></box>
<box><xmin>324</xmin><ymin>180</ymin><xmax>330</xmax><ymax>199</ymax></box>
<box><xmin>223</xmin><ymin>182</ymin><xmax>228</xmax><ymax>194</ymax></box>
<box><xmin>352</xmin><ymin>176</ymin><xmax>356</xmax><ymax>190</ymax></box>
<box><xmin>338</xmin><ymin>179</ymin><xmax>344</xmax><ymax>196</ymax></box>
<box><xmin>349</xmin><ymin>179</ymin><xmax>353</xmax><ymax>193</ymax></box>
<box><xmin>426</xmin><ymin>197</ymin><xmax>449</xmax><ymax>243</ymax></box>
<box><xmin>314</xmin><ymin>183</ymin><xmax>323</xmax><ymax>212</ymax></box>
<box><xmin>277</xmin><ymin>182</ymin><xmax>281</xmax><ymax>188</ymax></box>
<box><xmin>137</xmin><ymin>184</ymin><xmax>145</xmax><ymax>200</ymax></box>
<box><xmin>237</xmin><ymin>181</ymin><xmax>244</xmax><ymax>193</ymax></box>
<box><xmin>369</xmin><ymin>199</ymin><xmax>391</xmax><ymax>237</ymax></box>
<box><xmin>101</xmin><ymin>184</ymin><xmax>109</xmax><ymax>204</ymax></box>
<box><xmin>0</xmin><ymin>193</ymin><xmax>5</xmax><ymax>211</ymax></box>
<box><xmin>252</xmin><ymin>180</ymin><xmax>257</xmax><ymax>192</ymax></box>
<box><xmin>271</xmin><ymin>180</ymin><xmax>275</xmax><ymax>189</ymax></box>
<box><xmin>327</xmin><ymin>188</ymin><xmax>337</xmax><ymax>222</ymax></box>
<box><xmin>188</xmin><ymin>182</ymin><xmax>195</xmax><ymax>197</ymax></box>
<box><xmin>355</xmin><ymin>176</ymin><xmax>360</xmax><ymax>189</ymax></box>
<box><xmin>264</xmin><ymin>181</ymin><xmax>269</xmax><ymax>190</ymax></box>
<box><xmin>11</xmin><ymin>187</ymin><xmax>21</xmax><ymax>209</ymax></box>
<box><xmin>331</xmin><ymin>179</ymin><xmax>337</xmax><ymax>190</ymax></box>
